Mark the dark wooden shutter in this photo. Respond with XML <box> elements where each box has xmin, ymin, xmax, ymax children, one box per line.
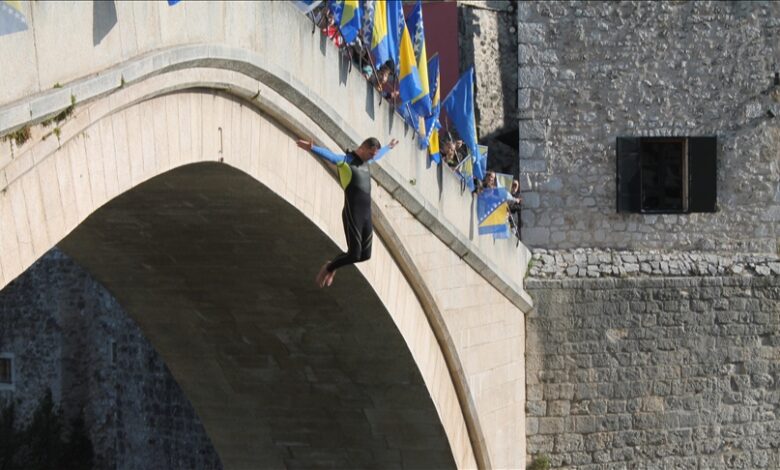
<box><xmin>616</xmin><ymin>137</ymin><xmax>641</xmax><ymax>212</ymax></box>
<box><xmin>687</xmin><ymin>136</ymin><xmax>717</xmax><ymax>212</ymax></box>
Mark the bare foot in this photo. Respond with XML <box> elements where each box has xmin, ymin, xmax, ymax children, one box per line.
<box><xmin>315</xmin><ymin>262</ymin><xmax>330</xmax><ymax>288</ymax></box>
<box><xmin>325</xmin><ymin>269</ymin><xmax>336</xmax><ymax>287</ymax></box>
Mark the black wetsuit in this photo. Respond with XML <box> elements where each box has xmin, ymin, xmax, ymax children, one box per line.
<box><xmin>328</xmin><ymin>151</ymin><xmax>373</xmax><ymax>272</ymax></box>
<box><xmin>310</xmin><ymin>145</ymin><xmax>392</xmax><ymax>273</ymax></box>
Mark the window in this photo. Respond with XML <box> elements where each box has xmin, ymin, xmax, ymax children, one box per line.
<box><xmin>0</xmin><ymin>354</ymin><xmax>13</xmax><ymax>390</ymax></box>
<box><xmin>617</xmin><ymin>136</ymin><xmax>717</xmax><ymax>213</ymax></box>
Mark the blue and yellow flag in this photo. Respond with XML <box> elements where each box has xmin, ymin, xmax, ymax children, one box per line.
<box><xmin>368</xmin><ymin>0</ymin><xmax>391</xmax><ymax>66</ymax></box>
<box><xmin>428</xmin><ymin>127</ymin><xmax>441</xmax><ymax>164</ymax></box>
<box><xmin>455</xmin><ymin>154</ymin><xmax>475</xmax><ymax>192</ymax></box>
<box><xmin>361</xmin><ymin>1</ymin><xmax>373</xmax><ymax>47</ymax></box>
<box><xmin>423</xmin><ymin>55</ymin><xmax>441</xmax><ymax>162</ymax></box>
<box><xmin>340</xmin><ymin>0</ymin><xmax>361</xmax><ymax>44</ymax></box>
<box><xmin>0</xmin><ymin>1</ymin><xmax>28</xmax><ymax>37</ymax></box>
<box><xmin>399</xmin><ymin>103</ymin><xmax>423</xmax><ymax>137</ymax></box>
<box><xmin>478</xmin><ymin>187</ymin><xmax>513</xmax><ymax>237</ymax></box>
<box><xmin>385</xmin><ymin>0</ymin><xmax>403</xmax><ymax>68</ymax></box>
<box><xmin>495</xmin><ymin>172</ymin><xmax>513</xmax><ymax>190</ymax></box>
<box><xmin>329</xmin><ymin>0</ymin><xmax>361</xmax><ymax>44</ymax></box>
<box><xmin>397</xmin><ymin>14</ymin><xmax>423</xmax><ymax>105</ymax></box>
<box><xmin>442</xmin><ymin>68</ymin><xmax>486</xmax><ymax>180</ymax></box>
<box><xmin>427</xmin><ymin>55</ymin><xmax>440</xmax><ymax>116</ymax></box>
<box><xmin>407</xmin><ymin>1</ymin><xmax>432</xmax><ymax>117</ymax></box>
<box><xmin>292</xmin><ymin>0</ymin><xmax>322</xmax><ymax>14</ymax></box>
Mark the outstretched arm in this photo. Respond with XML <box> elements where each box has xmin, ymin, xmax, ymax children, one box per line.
<box><xmin>297</xmin><ymin>139</ymin><xmax>345</xmax><ymax>165</ymax></box>
<box><xmin>370</xmin><ymin>138</ymin><xmax>399</xmax><ymax>164</ymax></box>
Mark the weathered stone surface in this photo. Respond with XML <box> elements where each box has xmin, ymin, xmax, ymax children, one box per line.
<box><xmin>0</xmin><ymin>250</ymin><xmax>222</xmax><ymax>470</ymax></box>
<box><xmin>526</xmin><ymin>274</ymin><xmax>780</xmax><ymax>469</ymax></box>
<box><xmin>516</xmin><ymin>1</ymin><xmax>780</xmax><ymax>253</ymax></box>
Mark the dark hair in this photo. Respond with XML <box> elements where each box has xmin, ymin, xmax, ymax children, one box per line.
<box><xmin>361</xmin><ymin>137</ymin><xmax>381</xmax><ymax>149</ymax></box>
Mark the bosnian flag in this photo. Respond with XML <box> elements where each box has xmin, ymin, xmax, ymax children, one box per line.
<box><xmin>291</xmin><ymin>0</ymin><xmax>323</xmax><ymax>14</ymax></box>
<box><xmin>0</xmin><ymin>1</ymin><xmax>28</xmax><ymax>37</ymax></box>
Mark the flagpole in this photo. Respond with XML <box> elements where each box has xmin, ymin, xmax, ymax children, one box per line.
<box><xmin>331</xmin><ymin>21</ymin><xmax>354</xmax><ymax>74</ymax></box>
<box><xmin>309</xmin><ymin>11</ymin><xmax>317</xmax><ymax>34</ymax></box>
<box><xmin>362</xmin><ymin>42</ymin><xmax>384</xmax><ymax>107</ymax></box>
<box><xmin>326</xmin><ymin>1</ymin><xmax>351</xmax><ymax>66</ymax></box>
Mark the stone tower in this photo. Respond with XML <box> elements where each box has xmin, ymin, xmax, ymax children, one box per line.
<box><xmin>464</xmin><ymin>1</ymin><xmax>780</xmax><ymax>468</ymax></box>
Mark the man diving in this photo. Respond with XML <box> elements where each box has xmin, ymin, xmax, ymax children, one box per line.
<box><xmin>297</xmin><ymin>137</ymin><xmax>399</xmax><ymax>288</ymax></box>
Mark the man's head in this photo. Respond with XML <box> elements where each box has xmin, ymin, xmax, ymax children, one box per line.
<box><xmin>355</xmin><ymin>137</ymin><xmax>381</xmax><ymax>161</ymax></box>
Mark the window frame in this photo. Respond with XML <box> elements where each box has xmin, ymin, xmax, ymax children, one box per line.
<box><xmin>616</xmin><ymin>135</ymin><xmax>717</xmax><ymax>214</ymax></box>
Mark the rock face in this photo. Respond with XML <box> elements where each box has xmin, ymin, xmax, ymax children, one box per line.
<box><xmin>0</xmin><ymin>250</ymin><xmax>222</xmax><ymax>470</ymax></box>
<box><xmin>508</xmin><ymin>4</ymin><xmax>780</xmax><ymax>467</ymax></box>
<box><xmin>525</xmin><ymin>274</ymin><xmax>780</xmax><ymax>469</ymax></box>
<box><xmin>514</xmin><ymin>1</ymin><xmax>780</xmax><ymax>253</ymax></box>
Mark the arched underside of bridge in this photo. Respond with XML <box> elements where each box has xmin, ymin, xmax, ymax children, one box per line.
<box><xmin>2</xmin><ymin>33</ymin><xmax>529</xmax><ymax>466</ymax></box>
<box><xmin>0</xmin><ymin>82</ymin><xmax>496</xmax><ymax>468</ymax></box>
<box><xmin>58</xmin><ymin>161</ymin><xmax>455</xmax><ymax>469</ymax></box>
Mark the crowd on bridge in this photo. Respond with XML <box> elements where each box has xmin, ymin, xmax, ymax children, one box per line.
<box><xmin>295</xmin><ymin>0</ymin><xmax>524</xmax><ymax>240</ymax></box>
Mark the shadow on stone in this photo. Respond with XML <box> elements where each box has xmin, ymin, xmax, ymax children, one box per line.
<box><xmin>93</xmin><ymin>0</ymin><xmax>117</xmax><ymax>46</ymax></box>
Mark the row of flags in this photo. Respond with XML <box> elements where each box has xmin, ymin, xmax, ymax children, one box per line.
<box><xmin>298</xmin><ymin>1</ymin><xmax>507</xmax><ymax>237</ymax></box>
<box><xmin>1</xmin><ymin>0</ymin><xmax>485</xmax><ymax>187</ymax></box>
<box><xmin>0</xmin><ymin>0</ymin><xmax>509</xmax><ymax>238</ymax></box>
<box><xmin>293</xmin><ymin>0</ymin><xmax>487</xmax><ymax>183</ymax></box>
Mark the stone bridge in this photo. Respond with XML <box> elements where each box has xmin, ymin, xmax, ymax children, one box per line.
<box><xmin>0</xmin><ymin>2</ymin><xmax>531</xmax><ymax>468</ymax></box>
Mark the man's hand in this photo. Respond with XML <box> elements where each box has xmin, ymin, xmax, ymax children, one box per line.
<box><xmin>388</xmin><ymin>138</ymin><xmax>399</xmax><ymax>149</ymax></box>
<box><xmin>296</xmin><ymin>139</ymin><xmax>313</xmax><ymax>151</ymax></box>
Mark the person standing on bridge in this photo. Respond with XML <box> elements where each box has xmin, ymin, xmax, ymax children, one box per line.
<box><xmin>297</xmin><ymin>137</ymin><xmax>399</xmax><ymax>288</ymax></box>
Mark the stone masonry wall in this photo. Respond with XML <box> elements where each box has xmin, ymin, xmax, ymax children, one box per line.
<box><xmin>516</xmin><ymin>1</ymin><xmax>780</xmax><ymax>253</ymax></box>
<box><xmin>0</xmin><ymin>250</ymin><xmax>222</xmax><ymax>469</ymax></box>
<box><xmin>525</xmin><ymin>273</ymin><xmax>780</xmax><ymax>469</ymax></box>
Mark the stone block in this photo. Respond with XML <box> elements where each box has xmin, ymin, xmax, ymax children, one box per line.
<box><xmin>518</xmin><ymin>119</ymin><xmax>546</xmax><ymax>140</ymax></box>
<box><xmin>517</xmin><ymin>139</ymin><xmax>536</xmax><ymax>158</ymax></box>
<box><xmin>539</xmin><ymin>176</ymin><xmax>563</xmax><ymax>192</ymax></box>
<box><xmin>538</xmin><ymin>417</ymin><xmax>564</xmax><ymax>434</ymax></box>
<box><xmin>517</xmin><ymin>44</ymin><xmax>534</xmax><ymax>65</ymax></box>
<box><xmin>523</xmin><ymin>227</ymin><xmax>549</xmax><ymax>246</ymax></box>
<box><xmin>517</xmin><ymin>88</ymin><xmax>531</xmax><ymax>110</ymax></box>
<box><xmin>527</xmin><ymin>435</ymin><xmax>554</xmax><ymax>454</ymax></box>
<box><xmin>517</xmin><ymin>23</ymin><xmax>545</xmax><ymax>44</ymax></box>
<box><xmin>526</xmin><ymin>417</ymin><xmax>539</xmax><ymax>435</ymax></box>
<box><xmin>519</xmin><ymin>66</ymin><xmax>545</xmax><ymax>89</ymax></box>
<box><xmin>527</xmin><ymin>400</ymin><xmax>547</xmax><ymax>417</ymax></box>
<box><xmin>519</xmin><ymin>159</ymin><xmax>547</xmax><ymax>173</ymax></box>
<box><xmin>523</xmin><ymin>192</ymin><xmax>541</xmax><ymax>208</ymax></box>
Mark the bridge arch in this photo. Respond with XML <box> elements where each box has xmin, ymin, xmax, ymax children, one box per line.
<box><xmin>1</xmin><ymin>3</ymin><xmax>529</xmax><ymax>467</ymax></box>
<box><xmin>2</xmin><ymin>80</ymin><xmax>487</xmax><ymax>467</ymax></box>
